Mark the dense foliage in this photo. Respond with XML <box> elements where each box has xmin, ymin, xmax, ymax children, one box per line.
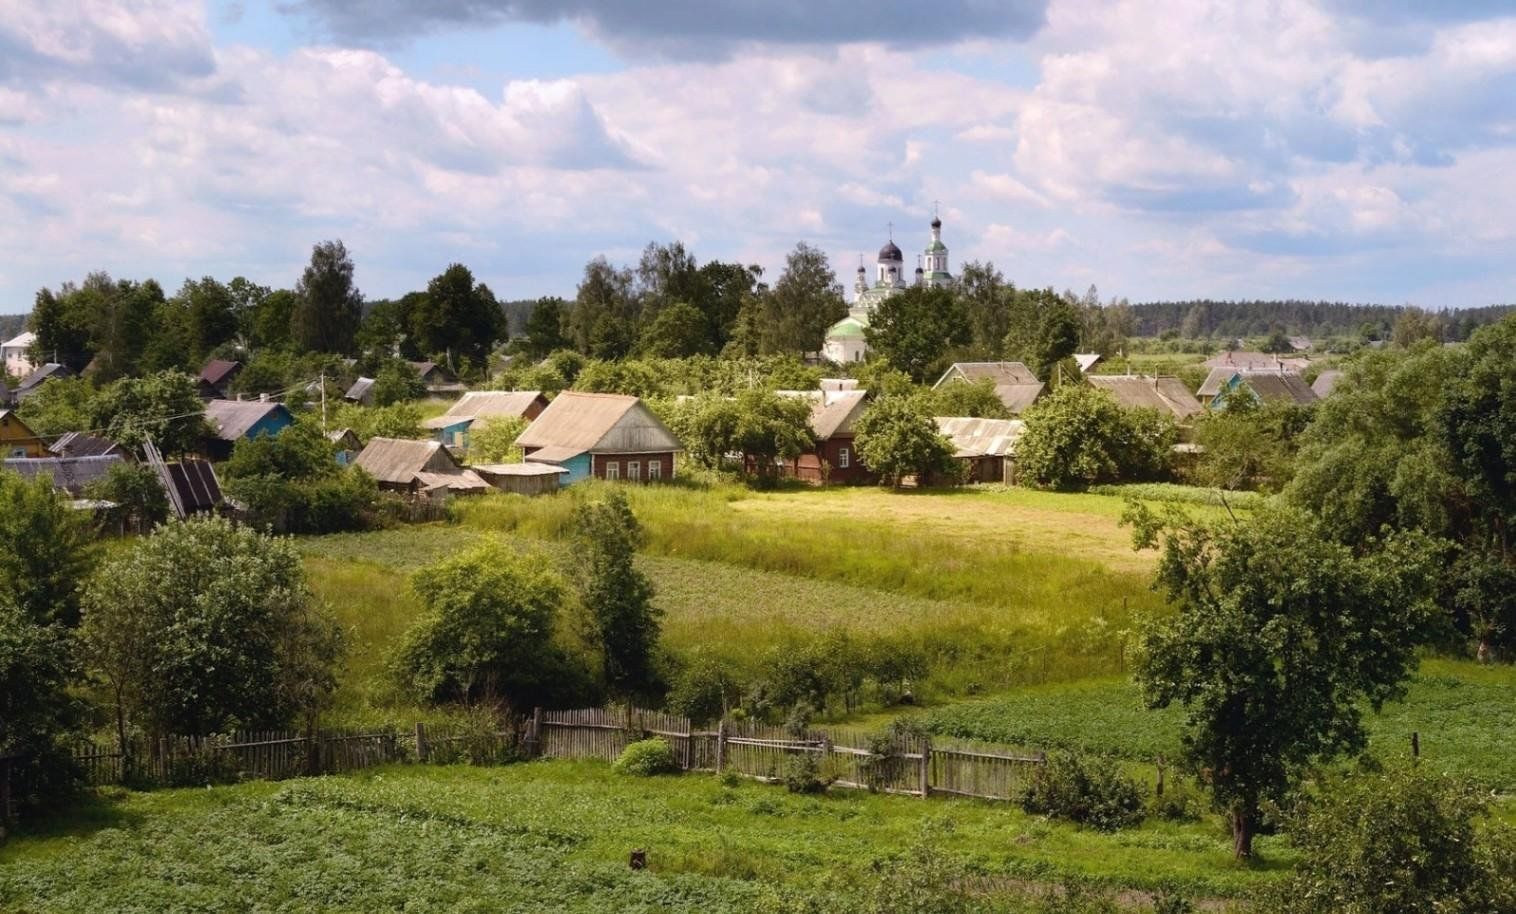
<box><xmin>221</xmin><ymin>421</ymin><xmax>381</xmax><ymax>534</ymax></box>
<box><xmin>571</xmin><ymin>492</ymin><xmax>663</xmax><ymax>699</ymax></box>
<box><xmin>611</xmin><ymin>738</ymin><xmax>678</xmax><ymax>776</ymax></box>
<box><xmin>854</xmin><ymin>395</ymin><xmax>958</xmax><ymax>486</ymax></box>
<box><xmin>1017</xmin><ymin>385</ymin><xmax>1174</xmax><ymax>490</ymax></box>
<box><xmin>1018</xmin><ymin>751</ymin><xmax>1146</xmax><ymax>832</ymax></box>
<box><xmin>0</xmin><ymin>470</ymin><xmax>95</xmax><ymax>627</ymax></box>
<box><xmin>1127</xmin><ymin>504</ymin><xmax>1439</xmax><ymax>857</ymax></box>
<box><xmin>0</xmin><ymin>602</ymin><xmax>83</xmax><ymax>811</ymax></box>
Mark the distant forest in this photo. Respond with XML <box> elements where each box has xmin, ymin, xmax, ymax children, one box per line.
<box><xmin>1129</xmin><ymin>300</ymin><xmax>1516</xmax><ymax>341</ymax></box>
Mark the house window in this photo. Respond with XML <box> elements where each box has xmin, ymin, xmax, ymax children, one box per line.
<box><xmin>838</xmin><ymin>447</ymin><xmax>850</xmax><ymax>469</ymax></box>
<box><xmin>628</xmin><ymin>461</ymin><xmax>641</xmax><ymax>482</ymax></box>
<box><xmin>8</xmin><ymin>447</ymin><xmax>25</xmax><ymax>458</ymax></box>
<box><xmin>649</xmin><ymin>460</ymin><xmax>662</xmax><ymax>481</ymax></box>
<box><xmin>605</xmin><ymin>461</ymin><xmax>620</xmax><ymax>480</ymax></box>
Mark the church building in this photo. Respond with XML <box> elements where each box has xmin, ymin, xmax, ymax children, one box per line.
<box><xmin>822</xmin><ymin>215</ymin><xmax>953</xmax><ymax>364</ymax></box>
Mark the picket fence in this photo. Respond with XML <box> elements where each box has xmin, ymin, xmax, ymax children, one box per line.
<box><xmin>66</xmin><ymin>707</ymin><xmax>1045</xmax><ymax>803</ymax></box>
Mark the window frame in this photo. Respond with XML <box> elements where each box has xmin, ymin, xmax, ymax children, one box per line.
<box><xmin>605</xmin><ymin>460</ymin><xmax>620</xmax><ymax>481</ymax></box>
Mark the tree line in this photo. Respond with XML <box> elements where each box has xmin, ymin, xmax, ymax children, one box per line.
<box><xmin>1131</xmin><ymin>298</ymin><xmax>1515</xmax><ymax>343</ymax></box>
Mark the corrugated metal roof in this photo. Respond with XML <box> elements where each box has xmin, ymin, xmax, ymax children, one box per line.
<box><xmin>420</xmin><ymin>390</ymin><xmax>544</xmax><ymax>430</ymax></box>
<box><xmin>203</xmin><ymin>400</ymin><xmax>292</xmax><ymax>441</ymax></box>
<box><xmin>516</xmin><ymin>391</ymin><xmax>682</xmax><ymax>455</ymax></box>
<box><xmin>1074</xmin><ymin>353</ymin><xmax>1102</xmax><ymax>372</ymax></box>
<box><xmin>164</xmin><ymin>460</ymin><xmax>222</xmax><ymax>514</ymax></box>
<box><xmin>354</xmin><ymin>437</ymin><xmax>462</xmax><ymax>485</ymax></box>
<box><xmin>934</xmin><ymin>416</ymin><xmax>1025</xmax><ymax>458</ymax></box>
<box><xmin>1086</xmin><ymin>375</ymin><xmax>1205</xmax><ymax>420</ymax></box>
<box><xmin>2</xmin><ymin>454</ymin><xmax>124</xmax><ymax>495</ymax></box>
<box><xmin>50</xmin><ymin>432</ymin><xmax>123</xmax><ymax>458</ymax></box>
<box><xmin>810</xmin><ymin>389</ymin><xmax>869</xmax><ymax>440</ymax></box>
<box><xmin>345</xmin><ymin>377</ymin><xmax>374</xmax><ymax>401</ymax></box>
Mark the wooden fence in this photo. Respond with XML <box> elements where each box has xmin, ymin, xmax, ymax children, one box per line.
<box><xmin>61</xmin><ymin>708</ymin><xmax>1044</xmax><ymax>804</ymax></box>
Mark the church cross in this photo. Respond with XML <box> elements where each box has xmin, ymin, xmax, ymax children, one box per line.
<box><xmin>887</xmin><ymin>221</ymin><xmax>893</xmax><ymax>240</ymax></box>
<box><xmin>933</xmin><ymin>200</ymin><xmax>941</xmax><ymax>218</ymax></box>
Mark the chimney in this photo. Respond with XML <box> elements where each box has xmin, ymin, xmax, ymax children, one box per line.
<box><xmin>259</xmin><ymin>393</ymin><xmax>269</xmax><ymax>403</ymax></box>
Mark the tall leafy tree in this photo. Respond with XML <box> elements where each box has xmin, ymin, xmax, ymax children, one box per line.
<box><xmin>957</xmin><ymin>260</ymin><xmax>1012</xmax><ymax>358</ymax></box>
<box><xmin>571</xmin><ymin>491</ymin><xmax>662</xmax><ymax>699</ymax></box>
<box><xmin>854</xmin><ymin>395</ymin><xmax>958</xmax><ymax>487</ymax></box>
<box><xmin>1017</xmin><ymin>385</ymin><xmax>1174</xmax><ymax>489</ymax></box>
<box><xmin>1126</xmin><ymin>505</ymin><xmax>1439</xmax><ymax>858</ymax></box>
<box><xmin>226</xmin><ymin>276</ymin><xmax>271</xmax><ymax>349</ymax></box>
<box><xmin>88</xmin><ymin>370</ymin><xmax>207</xmax><ymax>456</ymax></box>
<box><xmin>760</xmin><ymin>242</ymin><xmax>846</xmax><ymax>355</ymax></box>
<box><xmin>178</xmin><ymin>276</ymin><xmax>238</xmax><ymax>364</ymax></box>
<box><xmin>521</xmin><ymin>296</ymin><xmax>570</xmax><ymax>358</ymax></box>
<box><xmin>635</xmin><ymin>241</ymin><xmax>704</xmax><ymax>320</ymax></box>
<box><xmin>697</xmin><ymin>261</ymin><xmax>760</xmax><ymax>351</ymax></box>
<box><xmin>0</xmin><ymin>471</ymin><xmax>95</xmax><ymax>627</ymax></box>
<box><xmin>407</xmin><ymin>263</ymin><xmax>506</xmax><ymax>370</ymax></box>
<box><xmin>568</xmin><ymin>257</ymin><xmax>636</xmax><ymax>355</ymax></box>
<box><xmin>30</xmin><ymin>273</ymin><xmax>111</xmax><ymax>372</ymax></box>
<box><xmin>864</xmin><ymin>285</ymin><xmax>967</xmax><ymax>382</ymax></box>
<box><xmin>638</xmin><ymin>300</ymin><xmax>710</xmax><ymax>358</ymax></box>
<box><xmin>92</xmin><ymin>278</ymin><xmax>166</xmax><ymax>380</ymax></box>
<box><xmin>253</xmin><ymin>288</ymin><xmax>298</xmax><ymax>351</ymax></box>
<box><xmin>292</xmin><ymin>240</ymin><xmax>363</xmax><ymax>355</ymax></box>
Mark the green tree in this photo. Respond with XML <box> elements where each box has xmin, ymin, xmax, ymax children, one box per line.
<box><xmin>760</xmin><ymin>242</ymin><xmax>846</xmax><ymax>355</ymax></box>
<box><xmin>521</xmin><ymin>297</ymin><xmax>569</xmax><ymax>358</ymax></box>
<box><xmin>1393</xmin><ymin>306</ymin><xmax>1443</xmax><ymax>347</ymax></box>
<box><xmin>568</xmin><ymin>257</ymin><xmax>636</xmax><ymax>355</ymax></box>
<box><xmin>864</xmin><ymin>286</ymin><xmax>968</xmax><ymax>382</ymax></box>
<box><xmin>15</xmin><ymin>376</ymin><xmax>96</xmax><ymax>436</ymax></box>
<box><xmin>370</xmin><ymin>358</ymin><xmax>426</xmax><ymax>406</ymax></box>
<box><xmin>81</xmin><ymin>517</ymin><xmax>343</xmax><ymax>751</ymax></box>
<box><xmin>88</xmin><ymin>371</ymin><xmax>206</xmax><ymax>456</ymax></box>
<box><xmin>331</xmin><ymin>402</ymin><xmax>423</xmax><ymax>441</ymax></box>
<box><xmin>467</xmin><ymin>416</ymin><xmax>529</xmax><ymax>464</ymax></box>
<box><xmin>1126</xmin><ymin>505</ymin><xmax>1439</xmax><ymax>857</ymax></box>
<box><xmin>918</xmin><ymin>378</ymin><xmax>1011</xmax><ymax>419</ymax></box>
<box><xmin>638</xmin><ymin>300</ymin><xmax>710</xmax><ymax>358</ymax></box>
<box><xmin>1031</xmin><ymin>296</ymin><xmax>1083</xmax><ymax>381</ymax></box>
<box><xmin>226</xmin><ymin>276</ymin><xmax>271</xmax><ymax>348</ymax></box>
<box><xmin>697</xmin><ymin>260</ymin><xmax>760</xmax><ymax>351</ymax></box>
<box><xmin>0</xmin><ymin>471</ymin><xmax>95</xmax><ymax>627</ymax></box>
<box><xmin>393</xmin><ymin>541</ymin><xmax>574</xmax><ymax>707</ymax></box>
<box><xmin>1017</xmin><ymin>385</ymin><xmax>1174</xmax><ymax>490</ymax></box>
<box><xmin>571</xmin><ymin>492</ymin><xmax>662</xmax><ymax>699</ymax></box>
<box><xmin>86</xmin><ymin>462</ymin><xmax>170</xmax><ymax>535</ymax></box>
<box><xmin>572</xmin><ymin>359</ymin><xmax>667</xmax><ymax>399</ymax></box>
<box><xmin>1263</xmin><ymin>766</ymin><xmax>1513</xmax><ymax>914</ymax></box>
<box><xmin>0</xmin><ymin>604</ymin><xmax>83</xmax><ymax>812</ymax></box>
<box><xmin>292</xmin><ymin>240</ymin><xmax>363</xmax><ymax>354</ymax></box>
<box><xmin>957</xmin><ymin>260</ymin><xmax>1011</xmax><ymax>358</ymax></box>
<box><xmin>93</xmin><ymin>278</ymin><xmax>167</xmax><ymax>381</ymax></box>
<box><xmin>854</xmin><ymin>396</ymin><xmax>958</xmax><ymax>488</ymax></box>
<box><xmin>177</xmin><ymin>276</ymin><xmax>238</xmax><ymax>364</ymax></box>
<box><xmin>681</xmin><ymin>389</ymin><xmax>815</xmax><ymax>481</ymax></box>
<box><xmin>253</xmin><ymin>288</ymin><xmax>298</xmax><ymax>351</ymax></box>
<box><xmin>30</xmin><ymin>275</ymin><xmax>108</xmax><ymax>372</ymax></box>
<box><xmin>1191</xmin><ymin>399</ymin><xmax>1312</xmax><ymax>492</ymax></box>
<box><xmin>1002</xmin><ymin>286</ymin><xmax>1061</xmax><ymax>370</ymax></box>
<box><xmin>407</xmin><ymin>263</ymin><xmax>506</xmax><ymax>370</ymax></box>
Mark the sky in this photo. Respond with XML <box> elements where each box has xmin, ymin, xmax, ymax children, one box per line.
<box><xmin>1</xmin><ymin>0</ymin><xmax>1514</xmax><ymax>311</ymax></box>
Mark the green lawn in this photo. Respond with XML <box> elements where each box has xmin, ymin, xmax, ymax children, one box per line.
<box><xmin>920</xmin><ymin>659</ymin><xmax>1516</xmax><ymax>791</ymax></box>
<box><xmin>0</xmin><ymin>760</ymin><xmax>1287</xmax><ymax>911</ymax></box>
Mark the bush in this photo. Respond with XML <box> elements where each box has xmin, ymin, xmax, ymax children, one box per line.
<box><xmin>613</xmin><ymin>737</ymin><xmax>678</xmax><ymax>776</ymax></box>
<box><xmin>1147</xmin><ymin>779</ymin><xmax>1206</xmax><ymax>823</ymax></box>
<box><xmin>782</xmin><ymin>750</ymin><xmax>834</xmax><ymax>794</ymax></box>
<box><xmin>1017</xmin><ymin>385</ymin><xmax>1175</xmax><ymax>490</ymax></box>
<box><xmin>1018</xmin><ymin>751</ymin><xmax>1145</xmax><ymax>831</ymax></box>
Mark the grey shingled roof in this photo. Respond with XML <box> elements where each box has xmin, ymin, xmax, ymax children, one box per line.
<box><xmin>1239</xmin><ymin>372</ymin><xmax>1318</xmax><ymax>405</ymax></box>
<box><xmin>810</xmin><ymin>390</ymin><xmax>870</xmax><ymax>440</ymax></box>
<box><xmin>421</xmin><ymin>390</ymin><xmax>544</xmax><ymax>430</ymax></box>
<box><xmin>1086</xmin><ymin>375</ymin><xmax>1205</xmax><ymax>421</ymax></box>
<box><xmin>203</xmin><ymin>400</ymin><xmax>292</xmax><ymax>441</ymax></box>
<box><xmin>515</xmin><ymin>391</ymin><xmax>682</xmax><ymax>456</ymax></box>
<box><xmin>3</xmin><ymin>454</ymin><xmax>124</xmax><ymax>495</ymax></box>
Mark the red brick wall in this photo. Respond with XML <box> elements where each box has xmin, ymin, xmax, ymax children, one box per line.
<box><xmin>592</xmin><ymin>452</ymin><xmax>674</xmax><ymax>482</ymax></box>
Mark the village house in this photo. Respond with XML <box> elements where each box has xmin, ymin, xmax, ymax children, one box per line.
<box><xmin>1198</xmin><ymin>369</ymin><xmax>1318</xmax><ymax>410</ymax></box>
<box><xmin>1085</xmin><ymin>375</ymin><xmax>1206</xmax><ymax>423</ymax></box>
<box><xmin>410</xmin><ymin>361</ymin><xmax>466</xmax><ymax>397</ymax></box>
<box><xmin>13</xmin><ymin>363</ymin><xmax>72</xmax><ymax>402</ymax></box>
<box><xmin>202</xmin><ymin>399</ymin><xmax>296</xmax><ymax>460</ymax></box>
<box><xmin>353</xmin><ymin>437</ymin><xmax>491</xmax><ymax>496</ymax></box>
<box><xmin>0</xmin><ymin>409</ymin><xmax>47</xmax><ymax>458</ymax></box>
<box><xmin>1203</xmin><ymin>350</ymin><xmax>1311</xmax><ymax>373</ymax></box>
<box><xmin>327</xmin><ymin>428</ymin><xmax>362</xmax><ymax>465</ymax></box>
<box><xmin>762</xmin><ymin>388</ymin><xmax>874</xmax><ymax>485</ymax></box>
<box><xmin>515</xmin><ymin>391</ymin><xmax>681</xmax><ymax>483</ymax></box>
<box><xmin>343</xmin><ymin>377</ymin><xmax>376</xmax><ymax>406</ymax></box>
<box><xmin>933</xmin><ymin>362</ymin><xmax>1045</xmax><ymax>415</ymax></box>
<box><xmin>422</xmin><ymin>390</ymin><xmax>549</xmax><ymax>450</ymax></box>
<box><xmin>2</xmin><ymin>331</ymin><xmax>35</xmax><ymax>378</ymax></box>
<box><xmin>198</xmin><ymin>360</ymin><xmax>243</xmax><ymax>400</ymax></box>
<box><xmin>935</xmin><ymin>416</ymin><xmax>1025</xmax><ymax>484</ymax></box>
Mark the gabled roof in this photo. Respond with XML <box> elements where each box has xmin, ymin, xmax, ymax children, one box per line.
<box><xmin>199</xmin><ymin>359</ymin><xmax>242</xmax><ymax>387</ymax></box>
<box><xmin>203</xmin><ymin>399</ymin><xmax>293</xmax><ymax>441</ymax></box>
<box><xmin>17</xmin><ymin>363</ymin><xmax>70</xmax><ymax>392</ymax></box>
<box><xmin>327</xmin><ymin>428</ymin><xmax>362</xmax><ymax>449</ymax></box>
<box><xmin>933</xmin><ymin>362</ymin><xmax>1045</xmax><ymax>415</ymax></box>
<box><xmin>1311</xmin><ymin>369</ymin><xmax>1344</xmax><ymax>398</ymax></box>
<box><xmin>1203</xmin><ymin>351</ymin><xmax>1310</xmax><ymax>372</ymax></box>
<box><xmin>810</xmin><ymin>389</ymin><xmax>869</xmax><ymax>440</ymax></box>
<box><xmin>1197</xmin><ymin>366</ymin><xmax>1240</xmax><ymax>398</ymax></box>
<box><xmin>1086</xmin><ymin>375</ymin><xmax>1205</xmax><ymax>421</ymax></box>
<box><xmin>515</xmin><ymin>391</ymin><xmax>682</xmax><ymax>456</ymax></box>
<box><xmin>825</xmin><ymin>316</ymin><xmax>868</xmax><ymax>341</ymax></box>
<box><xmin>3</xmin><ymin>454</ymin><xmax>124</xmax><ymax>496</ymax></box>
<box><xmin>934</xmin><ymin>416</ymin><xmax>1026</xmax><ymax>458</ymax></box>
<box><xmin>420</xmin><ymin>391</ymin><xmax>545</xmax><ymax>430</ymax></box>
<box><xmin>163</xmin><ymin>460</ymin><xmax>222</xmax><ymax>515</ymax></box>
<box><xmin>345</xmin><ymin>377</ymin><xmax>374</xmax><ymax>401</ymax></box>
<box><xmin>2</xmin><ymin>331</ymin><xmax>35</xmax><ymax>350</ymax></box>
<box><xmin>50</xmin><ymin>432</ymin><xmax>123</xmax><ymax>459</ymax></box>
<box><xmin>1238</xmin><ymin>372</ymin><xmax>1318</xmax><ymax>405</ymax></box>
<box><xmin>1074</xmin><ymin>353</ymin><xmax>1103</xmax><ymax>373</ymax></box>
<box><xmin>354</xmin><ymin>436</ymin><xmax>488</xmax><ymax>491</ymax></box>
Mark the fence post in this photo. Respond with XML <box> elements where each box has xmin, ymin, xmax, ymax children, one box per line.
<box><xmin>919</xmin><ymin>738</ymin><xmax>932</xmax><ymax>798</ymax></box>
<box><xmin>414</xmin><ymin>722</ymin><xmax>429</xmax><ymax>763</ymax></box>
<box><xmin>528</xmin><ymin>707</ymin><xmax>543</xmax><ymax>758</ymax></box>
<box><xmin>715</xmin><ymin>719</ymin><xmax>727</xmax><ymax>772</ymax></box>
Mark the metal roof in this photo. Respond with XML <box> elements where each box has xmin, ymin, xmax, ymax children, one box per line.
<box><xmin>934</xmin><ymin>416</ymin><xmax>1026</xmax><ymax>458</ymax></box>
<box><xmin>420</xmin><ymin>390</ymin><xmax>544</xmax><ymax>430</ymax></box>
<box><xmin>16</xmin><ymin>363</ymin><xmax>70</xmax><ymax>393</ymax></box>
<box><xmin>810</xmin><ymin>389</ymin><xmax>869</xmax><ymax>440</ymax></box>
<box><xmin>203</xmin><ymin>399</ymin><xmax>292</xmax><ymax>441</ymax></box>
<box><xmin>50</xmin><ymin>432</ymin><xmax>123</xmax><ymax>459</ymax></box>
<box><xmin>1311</xmin><ymin>370</ymin><xmax>1344</xmax><ymax>398</ymax></box>
<box><xmin>1197</xmin><ymin>366</ymin><xmax>1239</xmax><ymax>398</ymax></box>
<box><xmin>2</xmin><ymin>331</ymin><xmax>35</xmax><ymax>349</ymax></box>
<box><xmin>472</xmin><ymin>463</ymin><xmax>570</xmax><ymax>477</ymax></box>
<box><xmin>933</xmin><ymin>362</ymin><xmax>1045</xmax><ymax>414</ymax></box>
<box><xmin>2</xmin><ymin>454</ymin><xmax>123</xmax><ymax>495</ymax></box>
<box><xmin>1086</xmin><ymin>375</ymin><xmax>1205</xmax><ymax>420</ymax></box>
<box><xmin>344</xmin><ymin>377</ymin><xmax>374</xmax><ymax>401</ymax></box>
<box><xmin>515</xmin><ymin>391</ymin><xmax>682</xmax><ymax>456</ymax></box>
<box><xmin>199</xmin><ymin>359</ymin><xmax>241</xmax><ymax>386</ymax></box>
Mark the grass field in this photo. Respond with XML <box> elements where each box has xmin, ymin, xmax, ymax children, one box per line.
<box><xmin>0</xmin><ymin>760</ymin><xmax>1289</xmax><ymax>911</ymax></box>
<box><xmin>920</xmin><ymin>659</ymin><xmax>1516</xmax><ymax>791</ymax></box>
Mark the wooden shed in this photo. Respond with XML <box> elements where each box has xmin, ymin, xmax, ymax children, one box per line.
<box><xmin>472</xmin><ymin>462</ymin><xmax>569</xmax><ymax>496</ymax></box>
<box><xmin>353</xmin><ymin>437</ymin><xmax>491</xmax><ymax>496</ymax></box>
<box><xmin>934</xmin><ymin>417</ymin><xmax>1026</xmax><ymax>484</ymax></box>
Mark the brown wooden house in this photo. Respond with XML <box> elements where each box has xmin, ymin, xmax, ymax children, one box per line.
<box><xmin>515</xmin><ymin>391</ymin><xmax>681</xmax><ymax>484</ymax></box>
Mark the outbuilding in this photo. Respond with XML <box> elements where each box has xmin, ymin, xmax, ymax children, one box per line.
<box><xmin>471</xmin><ymin>462</ymin><xmax>569</xmax><ymax>496</ymax></box>
<box><xmin>934</xmin><ymin>416</ymin><xmax>1025</xmax><ymax>484</ymax></box>
<box><xmin>353</xmin><ymin>437</ymin><xmax>491</xmax><ymax>496</ymax></box>
<box><xmin>422</xmin><ymin>390</ymin><xmax>549</xmax><ymax>450</ymax></box>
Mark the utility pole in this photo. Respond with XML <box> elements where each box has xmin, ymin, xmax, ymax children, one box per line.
<box><xmin>320</xmin><ymin>372</ymin><xmax>327</xmax><ymax>434</ymax></box>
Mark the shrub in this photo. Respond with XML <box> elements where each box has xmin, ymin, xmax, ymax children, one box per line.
<box><xmin>1017</xmin><ymin>385</ymin><xmax>1175</xmax><ymax>490</ymax></box>
<box><xmin>425</xmin><ymin>706</ymin><xmax>520</xmax><ymax>767</ymax></box>
<box><xmin>613</xmin><ymin>737</ymin><xmax>678</xmax><ymax>776</ymax></box>
<box><xmin>1017</xmin><ymin>751</ymin><xmax>1145</xmax><ymax>831</ymax></box>
<box><xmin>1147</xmin><ymin>779</ymin><xmax>1205</xmax><ymax>823</ymax></box>
<box><xmin>782</xmin><ymin>750</ymin><xmax>833</xmax><ymax>795</ymax></box>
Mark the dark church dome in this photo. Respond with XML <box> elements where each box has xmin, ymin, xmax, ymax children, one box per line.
<box><xmin>878</xmin><ymin>240</ymin><xmax>903</xmax><ymax>262</ymax></box>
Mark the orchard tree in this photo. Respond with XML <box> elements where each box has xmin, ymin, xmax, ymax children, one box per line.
<box><xmin>0</xmin><ymin>471</ymin><xmax>95</xmax><ymax>627</ymax></box>
<box><xmin>292</xmin><ymin>240</ymin><xmax>363</xmax><ymax>354</ymax></box>
<box><xmin>864</xmin><ymin>285</ymin><xmax>967</xmax><ymax>382</ymax></box>
<box><xmin>854</xmin><ymin>396</ymin><xmax>958</xmax><ymax>488</ymax></box>
<box><xmin>86</xmin><ymin>462</ymin><xmax>170</xmax><ymax>535</ymax></box>
<box><xmin>571</xmin><ymin>491</ymin><xmax>662</xmax><ymax>699</ymax></box>
<box><xmin>15</xmin><ymin>376</ymin><xmax>96</xmax><ymax>436</ymax></box>
<box><xmin>760</xmin><ymin>242</ymin><xmax>846</xmax><ymax>355</ymax></box>
<box><xmin>81</xmin><ymin>517</ymin><xmax>343</xmax><ymax>754</ymax></box>
<box><xmin>681</xmin><ymin>389</ymin><xmax>814</xmax><ymax>481</ymax></box>
<box><xmin>394</xmin><ymin>541</ymin><xmax>574</xmax><ymax>707</ymax></box>
<box><xmin>468</xmin><ymin>416</ymin><xmax>529</xmax><ymax>463</ymax></box>
<box><xmin>1126</xmin><ymin>505</ymin><xmax>1439</xmax><ymax>858</ymax></box>
<box><xmin>920</xmin><ymin>377</ymin><xmax>1012</xmax><ymax>420</ymax></box>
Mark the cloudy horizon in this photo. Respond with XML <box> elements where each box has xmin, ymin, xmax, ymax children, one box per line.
<box><xmin>2</xmin><ymin>0</ymin><xmax>1514</xmax><ymax>311</ymax></box>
